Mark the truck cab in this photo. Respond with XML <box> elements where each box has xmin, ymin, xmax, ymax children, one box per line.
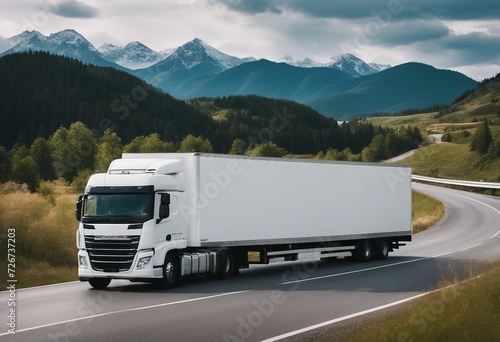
<box><xmin>76</xmin><ymin>158</ymin><xmax>188</xmax><ymax>288</ymax></box>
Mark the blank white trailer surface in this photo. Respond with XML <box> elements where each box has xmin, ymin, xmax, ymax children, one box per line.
<box><xmin>122</xmin><ymin>153</ymin><xmax>412</xmax><ymax>246</ymax></box>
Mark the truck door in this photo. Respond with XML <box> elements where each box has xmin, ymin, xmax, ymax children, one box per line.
<box><xmin>154</xmin><ymin>192</ymin><xmax>181</xmax><ymax>243</ymax></box>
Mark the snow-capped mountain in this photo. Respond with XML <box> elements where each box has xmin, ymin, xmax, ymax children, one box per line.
<box><xmin>1</xmin><ymin>29</ymin><xmax>390</xmax><ymax>80</ymax></box>
<box><xmin>5</xmin><ymin>30</ymin><xmax>55</xmax><ymax>53</ymax></box>
<box><xmin>0</xmin><ymin>29</ymin><xmax>394</xmax><ymax>99</ymax></box>
<box><xmin>368</xmin><ymin>62</ymin><xmax>391</xmax><ymax>73</ymax></box>
<box><xmin>162</xmin><ymin>38</ymin><xmax>255</xmax><ymax>71</ymax></box>
<box><xmin>133</xmin><ymin>38</ymin><xmax>256</xmax><ymax>95</ymax></box>
<box><xmin>328</xmin><ymin>53</ymin><xmax>389</xmax><ymax>77</ymax></box>
<box><xmin>277</xmin><ymin>53</ymin><xmax>389</xmax><ymax>77</ymax></box>
<box><xmin>278</xmin><ymin>55</ymin><xmax>324</xmax><ymax>68</ymax></box>
<box><xmin>1</xmin><ymin>29</ymin><xmax>128</xmax><ymax>71</ymax></box>
<box><xmin>98</xmin><ymin>42</ymin><xmax>173</xmax><ymax>69</ymax></box>
<box><xmin>7</xmin><ymin>30</ymin><xmax>46</xmax><ymax>45</ymax></box>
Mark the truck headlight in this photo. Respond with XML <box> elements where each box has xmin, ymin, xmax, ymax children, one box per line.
<box><xmin>79</xmin><ymin>255</ymin><xmax>88</xmax><ymax>269</ymax></box>
<box><xmin>137</xmin><ymin>256</ymin><xmax>152</xmax><ymax>269</ymax></box>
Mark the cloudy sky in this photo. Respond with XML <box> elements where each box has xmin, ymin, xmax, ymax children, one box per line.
<box><xmin>1</xmin><ymin>0</ymin><xmax>499</xmax><ymax>80</ymax></box>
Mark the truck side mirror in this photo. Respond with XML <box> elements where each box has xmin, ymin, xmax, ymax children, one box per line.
<box><xmin>76</xmin><ymin>194</ymin><xmax>84</xmax><ymax>221</ymax></box>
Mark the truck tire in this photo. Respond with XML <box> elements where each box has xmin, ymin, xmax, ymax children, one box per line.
<box><xmin>159</xmin><ymin>253</ymin><xmax>180</xmax><ymax>289</ymax></box>
<box><xmin>89</xmin><ymin>278</ymin><xmax>111</xmax><ymax>289</ymax></box>
<box><xmin>373</xmin><ymin>239</ymin><xmax>389</xmax><ymax>260</ymax></box>
<box><xmin>357</xmin><ymin>240</ymin><xmax>373</xmax><ymax>262</ymax></box>
<box><xmin>216</xmin><ymin>249</ymin><xmax>232</xmax><ymax>280</ymax></box>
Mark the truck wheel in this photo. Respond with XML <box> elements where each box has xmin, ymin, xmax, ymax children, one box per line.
<box><xmin>89</xmin><ymin>278</ymin><xmax>111</xmax><ymax>289</ymax></box>
<box><xmin>159</xmin><ymin>253</ymin><xmax>180</xmax><ymax>289</ymax></box>
<box><xmin>357</xmin><ymin>240</ymin><xmax>373</xmax><ymax>262</ymax></box>
<box><xmin>216</xmin><ymin>249</ymin><xmax>232</xmax><ymax>280</ymax></box>
<box><xmin>373</xmin><ymin>239</ymin><xmax>389</xmax><ymax>260</ymax></box>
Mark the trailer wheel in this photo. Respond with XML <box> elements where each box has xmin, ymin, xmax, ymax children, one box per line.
<box><xmin>357</xmin><ymin>240</ymin><xmax>373</xmax><ymax>262</ymax></box>
<box><xmin>159</xmin><ymin>253</ymin><xmax>180</xmax><ymax>289</ymax></box>
<box><xmin>88</xmin><ymin>278</ymin><xmax>111</xmax><ymax>289</ymax></box>
<box><xmin>373</xmin><ymin>239</ymin><xmax>389</xmax><ymax>260</ymax></box>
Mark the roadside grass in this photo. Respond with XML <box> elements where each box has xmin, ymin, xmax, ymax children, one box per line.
<box><xmin>14</xmin><ymin>259</ymin><xmax>77</xmax><ymax>288</ymax></box>
<box><xmin>368</xmin><ymin>112</ymin><xmax>437</xmax><ymax>133</ymax></box>
<box><xmin>0</xmin><ymin>190</ymin><xmax>78</xmax><ymax>288</ymax></box>
<box><xmin>400</xmin><ymin>143</ymin><xmax>500</xmax><ymax>182</ymax></box>
<box><xmin>298</xmin><ymin>261</ymin><xmax>500</xmax><ymax>342</ymax></box>
<box><xmin>412</xmin><ymin>190</ymin><xmax>445</xmax><ymax>234</ymax></box>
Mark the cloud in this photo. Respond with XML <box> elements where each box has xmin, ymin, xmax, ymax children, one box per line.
<box><xmin>373</xmin><ymin>20</ymin><xmax>450</xmax><ymax>46</ymax></box>
<box><xmin>214</xmin><ymin>0</ymin><xmax>500</xmax><ymax>21</ymax></box>
<box><xmin>214</xmin><ymin>0</ymin><xmax>281</xmax><ymax>15</ymax></box>
<box><xmin>46</xmin><ymin>0</ymin><xmax>99</xmax><ymax>18</ymax></box>
<box><xmin>0</xmin><ymin>36</ymin><xmax>14</xmax><ymax>54</ymax></box>
<box><xmin>441</xmin><ymin>32</ymin><xmax>500</xmax><ymax>65</ymax></box>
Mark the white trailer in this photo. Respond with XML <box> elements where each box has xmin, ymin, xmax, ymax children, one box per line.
<box><xmin>76</xmin><ymin>153</ymin><xmax>412</xmax><ymax>289</ymax></box>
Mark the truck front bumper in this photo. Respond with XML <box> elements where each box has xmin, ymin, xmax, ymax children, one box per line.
<box><xmin>77</xmin><ymin>250</ymin><xmax>163</xmax><ymax>280</ymax></box>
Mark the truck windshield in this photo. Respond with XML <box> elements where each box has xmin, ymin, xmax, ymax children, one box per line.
<box><xmin>82</xmin><ymin>193</ymin><xmax>153</xmax><ymax>223</ymax></box>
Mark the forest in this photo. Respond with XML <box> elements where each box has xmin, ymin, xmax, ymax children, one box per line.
<box><xmin>0</xmin><ymin>52</ymin><xmax>424</xmax><ymax>192</ymax></box>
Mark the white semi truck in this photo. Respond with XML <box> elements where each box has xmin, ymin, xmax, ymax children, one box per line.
<box><xmin>76</xmin><ymin>153</ymin><xmax>412</xmax><ymax>289</ymax></box>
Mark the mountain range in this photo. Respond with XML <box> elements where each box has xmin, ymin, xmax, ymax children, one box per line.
<box><xmin>0</xmin><ymin>29</ymin><xmax>479</xmax><ymax>119</ymax></box>
<box><xmin>0</xmin><ymin>51</ymin><xmax>362</xmax><ymax>156</ymax></box>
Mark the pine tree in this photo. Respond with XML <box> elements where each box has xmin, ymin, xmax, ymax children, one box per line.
<box><xmin>30</xmin><ymin>137</ymin><xmax>56</xmax><ymax>180</ymax></box>
<box><xmin>0</xmin><ymin>145</ymin><xmax>10</xmax><ymax>183</ymax></box>
<box><xmin>471</xmin><ymin>119</ymin><xmax>492</xmax><ymax>154</ymax></box>
<box><xmin>441</xmin><ymin>132</ymin><xmax>452</xmax><ymax>142</ymax></box>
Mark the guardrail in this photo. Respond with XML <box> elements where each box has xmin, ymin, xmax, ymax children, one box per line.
<box><xmin>412</xmin><ymin>175</ymin><xmax>500</xmax><ymax>189</ymax></box>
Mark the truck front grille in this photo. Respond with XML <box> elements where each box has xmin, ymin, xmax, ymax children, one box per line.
<box><xmin>85</xmin><ymin>235</ymin><xmax>140</xmax><ymax>272</ymax></box>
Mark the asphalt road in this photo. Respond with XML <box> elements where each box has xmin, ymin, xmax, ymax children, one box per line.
<box><xmin>1</xmin><ymin>183</ymin><xmax>499</xmax><ymax>342</ymax></box>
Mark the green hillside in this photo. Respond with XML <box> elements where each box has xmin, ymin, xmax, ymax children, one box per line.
<box><xmin>1</xmin><ymin>52</ymin><xmax>427</xmax><ymax>191</ymax></box>
<box><xmin>307</xmin><ymin>63</ymin><xmax>478</xmax><ymax>119</ymax></box>
<box><xmin>0</xmin><ymin>52</ymin><xmax>362</xmax><ymax>155</ymax></box>
<box><xmin>0</xmin><ymin>51</ymin><xmax>214</xmax><ymax>149</ymax></box>
<box><xmin>369</xmin><ymin>73</ymin><xmax>500</xmax><ymax>183</ymax></box>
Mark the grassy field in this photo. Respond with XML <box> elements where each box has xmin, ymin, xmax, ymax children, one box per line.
<box><xmin>0</xmin><ymin>186</ymin><xmax>79</xmax><ymax>287</ymax></box>
<box><xmin>403</xmin><ymin>143</ymin><xmax>500</xmax><ymax>182</ymax></box>
<box><xmin>294</xmin><ymin>261</ymin><xmax>500</xmax><ymax>342</ymax></box>
<box><xmin>345</xmin><ymin>82</ymin><xmax>500</xmax><ymax>341</ymax></box>
<box><xmin>411</xmin><ymin>190</ymin><xmax>445</xmax><ymax>234</ymax></box>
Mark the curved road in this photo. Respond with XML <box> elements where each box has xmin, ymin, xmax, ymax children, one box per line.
<box><xmin>1</xmin><ymin>183</ymin><xmax>499</xmax><ymax>341</ymax></box>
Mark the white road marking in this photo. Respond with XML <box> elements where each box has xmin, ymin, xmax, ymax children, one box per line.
<box><xmin>446</xmin><ymin>192</ymin><xmax>500</xmax><ymax>239</ymax></box>
<box><xmin>280</xmin><ymin>257</ymin><xmax>428</xmax><ymax>285</ymax></box>
<box><xmin>0</xmin><ymin>290</ymin><xmax>248</xmax><ymax>336</ymax></box>
<box><xmin>261</xmin><ymin>293</ymin><xmax>427</xmax><ymax>342</ymax></box>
